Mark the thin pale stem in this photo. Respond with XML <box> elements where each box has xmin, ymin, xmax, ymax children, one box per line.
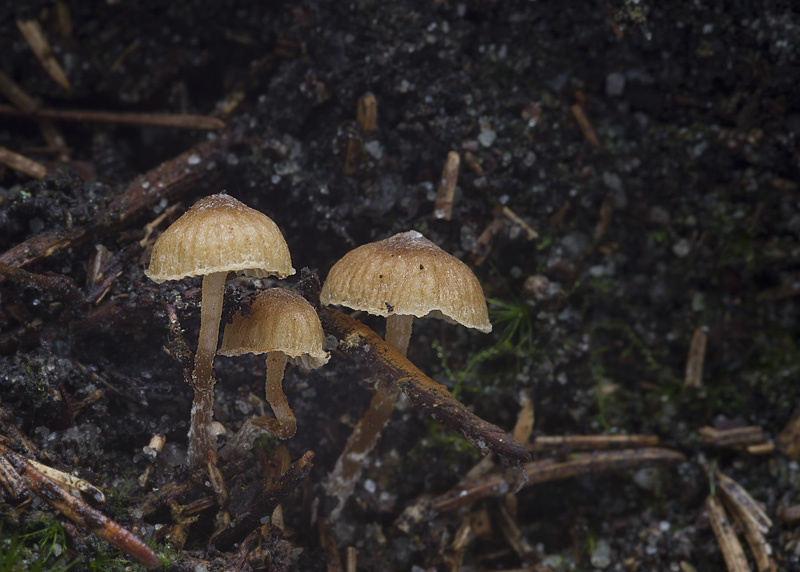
<box><xmin>186</xmin><ymin>271</ymin><xmax>226</xmax><ymax>469</ymax></box>
<box><xmin>385</xmin><ymin>314</ymin><xmax>413</xmax><ymax>357</ymax></box>
<box><xmin>324</xmin><ymin>314</ymin><xmax>412</xmax><ymax>518</ymax></box>
<box><xmin>266</xmin><ymin>352</ymin><xmax>295</xmax><ymax>439</ymax></box>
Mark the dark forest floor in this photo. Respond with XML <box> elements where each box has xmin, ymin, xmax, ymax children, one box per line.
<box><xmin>1</xmin><ymin>1</ymin><xmax>800</xmax><ymax>571</ymax></box>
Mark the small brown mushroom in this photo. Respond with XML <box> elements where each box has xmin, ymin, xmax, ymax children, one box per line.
<box><xmin>146</xmin><ymin>193</ymin><xmax>294</xmax><ymax>468</ymax></box>
<box><xmin>320</xmin><ymin>230</ymin><xmax>491</xmax><ymax>516</ymax></box>
<box><xmin>218</xmin><ymin>288</ymin><xmax>328</xmax><ymax>439</ymax></box>
<box><xmin>320</xmin><ymin>230</ymin><xmax>491</xmax><ymax>355</ymax></box>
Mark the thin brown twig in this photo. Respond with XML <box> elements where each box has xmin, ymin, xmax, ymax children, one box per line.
<box><xmin>0</xmin><ymin>70</ymin><xmax>38</xmax><ymax>112</ymax></box>
<box><xmin>16</xmin><ymin>19</ymin><xmax>70</xmax><ymax>90</ymax></box>
<box><xmin>527</xmin><ymin>434</ymin><xmax>659</xmax><ymax>452</ymax></box>
<box><xmin>0</xmin><ymin>104</ymin><xmax>226</xmax><ymax>130</ymax></box>
<box><xmin>0</xmin><ymin>443</ymin><xmax>161</xmax><ymax>569</ymax></box>
<box><xmin>432</xmin><ymin>448</ymin><xmax>685</xmax><ymax>512</ymax></box>
<box><xmin>0</xmin><ymin>146</ymin><xmax>48</xmax><ymax>179</ymax></box>
<box><xmin>321</xmin><ymin>309</ymin><xmax>530</xmax><ymax>463</ymax></box>
<box><xmin>0</xmin><ymin>131</ymin><xmax>231</xmax><ymax>271</ymax></box>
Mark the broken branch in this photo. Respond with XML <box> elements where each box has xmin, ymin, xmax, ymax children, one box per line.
<box><xmin>322</xmin><ymin>309</ymin><xmax>530</xmax><ymax>463</ymax></box>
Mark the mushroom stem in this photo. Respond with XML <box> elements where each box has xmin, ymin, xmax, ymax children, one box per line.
<box><xmin>265</xmin><ymin>352</ymin><xmax>296</xmax><ymax>439</ymax></box>
<box><xmin>385</xmin><ymin>314</ymin><xmax>413</xmax><ymax>357</ymax></box>
<box><xmin>187</xmin><ymin>271</ymin><xmax>227</xmax><ymax>469</ymax></box>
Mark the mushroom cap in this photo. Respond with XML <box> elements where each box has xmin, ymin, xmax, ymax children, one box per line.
<box><xmin>145</xmin><ymin>193</ymin><xmax>295</xmax><ymax>283</ymax></box>
<box><xmin>219</xmin><ymin>288</ymin><xmax>329</xmax><ymax>369</ymax></box>
<box><xmin>320</xmin><ymin>230</ymin><xmax>492</xmax><ymax>333</ymax></box>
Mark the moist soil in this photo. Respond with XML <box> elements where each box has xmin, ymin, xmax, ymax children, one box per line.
<box><xmin>1</xmin><ymin>1</ymin><xmax>800</xmax><ymax>571</ymax></box>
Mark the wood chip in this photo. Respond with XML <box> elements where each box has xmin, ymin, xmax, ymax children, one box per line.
<box><xmin>356</xmin><ymin>92</ymin><xmax>377</xmax><ymax>134</ymax></box>
<box><xmin>16</xmin><ymin>19</ymin><xmax>71</xmax><ymax>90</ymax></box>
<box><xmin>685</xmin><ymin>326</ymin><xmax>708</xmax><ymax>388</ymax></box>
<box><xmin>705</xmin><ymin>495</ymin><xmax>750</xmax><ymax>572</ymax></box>
<box><xmin>434</xmin><ymin>151</ymin><xmax>460</xmax><ymax>221</ymax></box>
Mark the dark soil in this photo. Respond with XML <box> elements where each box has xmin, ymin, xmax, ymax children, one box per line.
<box><xmin>1</xmin><ymin>1</ymin><xmax>800</xmax><ymax>570</ymax></box>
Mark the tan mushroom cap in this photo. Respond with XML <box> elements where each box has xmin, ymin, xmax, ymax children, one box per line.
<box><xmin>145</xmin><ymin>193</ymin><xmax>295</xmax><ymax>283</ymax></box>
<box><xmin>219</xmin><ymin>288</ymin><xmax>329</xmax><ymax>369</ymax></box>
<box><xmin>320</xmin><ymin>230</ymin><xmax>492</xmax><ymax>333</ymax></box>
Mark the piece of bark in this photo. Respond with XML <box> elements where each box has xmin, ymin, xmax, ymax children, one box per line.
<box><xmin>0</xmin><ymin>131</ymin><xmax>230</xmax><ymax>271</ymax></box>
<box><xmin>321</xmin><ymin>309</ymin><xmax>530</xmax><ymax>464</ymax></box>
<box><xmin>432</xmin><ymin>448</ymin><xmax>685</xmax><ymax>512</ymax></box>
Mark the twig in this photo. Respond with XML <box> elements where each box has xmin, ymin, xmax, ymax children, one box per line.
<box><xmin>16</xmin><ymin>19</ymin><xmax>70</xmax><ymax>90</ymax></box>
<box><xmin>685</xmin><ymin>326</ymin><xmax>708</xmax><ymax>388</ymax></box>
<box><xmin>434</xmin><ymin>151</ymin><xmax>460</xmax><ymax>221</ymax></box>
<box><xmin>0</xmin><ymin>146</ymin><xmax>48</xmax><ymax>179</ymax></box>
<box><xmin>210</xmin><ymin>450</ymin><xmax>314</xmax><ymax>551</ymax></box>
<box><xmin>28</xmin><ymin>459</ymin><xmax>105</xmax><ymax>504</ymax></box>
<box><xmin>0</xmin><ymin>70</ymin><xmax>38</xmax><ymax>112</ymax></box>
<box><xmin>0</xmin><ymin>131</ymin><xmax>231</xmax><ymax>271</ymax></box>
<box><xmin>705</xmin><ymin>495</ymin><xmax>750</xmax><ymax>572</ymax></box>
<box><xmin>319</xmin><ymin>516</ymin><xmax>344</xmax><ymax>572</ymax></box>
<box><xmin>699</xmin><ymin>426</ymin><xmax>766</xmax><ymax>448</ymax></box>
<box><xmin>322</xmin><ymin>309</ymin><xmax>530</xmax><ymax>463</ymax></box>
<box><xmin>0</xmin><ymin>443</ymin><xmax>161</xmax><ymax>569</ymax></box>
<box><xmin>0</xmin><ymin>104</ymin><xmax>226</xmax><ymax>130</ymax></box>
<box><xmin>570</xmin><ymin>103</ymin><xmax>602</xmax><ymax>149</ymax></box>
<box><xmin>500</xmin><ymin>205</ymin><xmax>538</xmax><ymax>240</ymax></box>
<box><xmin>528</xmin><ymin>434</ymin><xmax>659</xmax><ymax>452</ymax></box>
<box><xmin>432</xmin><ymin>448</ymin><xmax>685</xmax><ymax>512</ymax></box>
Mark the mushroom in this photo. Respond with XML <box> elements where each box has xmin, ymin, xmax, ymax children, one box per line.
<box><xmin>320</xmin><ymin>230</ymin><xmax>492</xmax><ymax>354</ymax></box>
<box><xmin>320</xmin><ymin>230</ymin><xmax>491</xmax><ymax>515</ymax></box>
<box><xmin>145</xmin><ymin>193</ymin><xmax>294</xmax><ymax>468</ymax></box>
<box><xmin>218</xmin><ymin>288</ymin><xmax>329</xmax><ymax>439</ymax></box>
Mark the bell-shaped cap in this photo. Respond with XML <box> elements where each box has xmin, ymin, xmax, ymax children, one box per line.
<box><xmin>320</xmin><ymin>230</ymin><xmax>491</xmax><ymax>333</ymax></box>
<box><xmin>145</xmin><ymin>193</ymin><xmax>295</xmax><ymax>283</ymax></box>
<box><xmin>219</xmin><ymin>288</ymin><xmax>329</xmax><ymax>369</ymax></box>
